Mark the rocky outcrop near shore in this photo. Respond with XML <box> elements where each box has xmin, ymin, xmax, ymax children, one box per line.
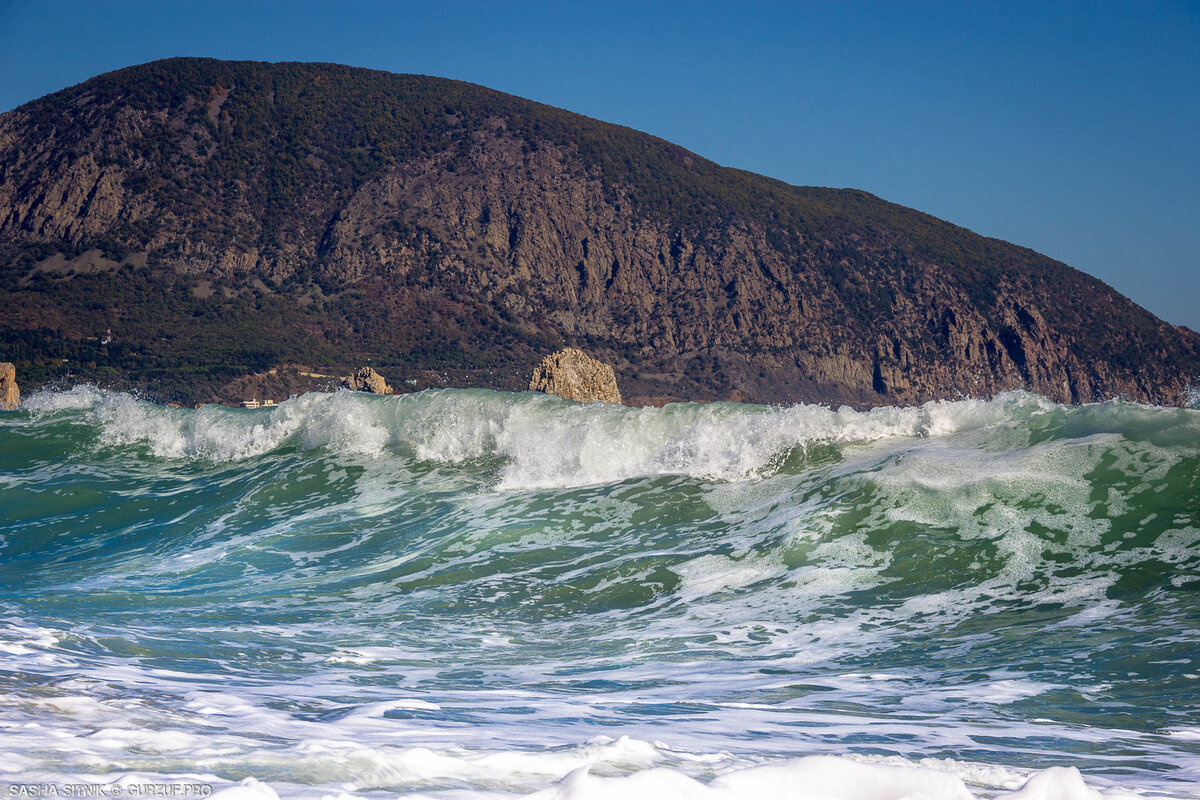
<box><xmin>530</xmin><ymin>348</ymin><xmax>622</xmax><ymax>404</ymax></box>
<box><xmin>0</xmin><ymin>363</ymin><xmax>18</xmax><ymax>410</ymax></box>
<box><xmin>343</xmin><ymin>367</ymin><xmax>393</xmax><ymax>394</ymax></box>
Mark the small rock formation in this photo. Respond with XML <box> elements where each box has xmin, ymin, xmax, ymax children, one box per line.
<box><xmin>529</xmin><ymin>348</ymin><xmax>622</xmax><ymax>404</ymax></box>
<box><xmin>0</xmin><ymin>363</ymin><xmax>18</xmax><ymax>411</ymax></box>
<box><xmin>342</xmin><ymin>366</ymin><xmax>393</xmax><ymax>394</ymax></box>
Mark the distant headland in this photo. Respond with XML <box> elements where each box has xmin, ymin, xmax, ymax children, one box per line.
<box><xmin>2</xmin><ymin>58</ymin><xmax>1198</xmax><ymax>407</ymax></box>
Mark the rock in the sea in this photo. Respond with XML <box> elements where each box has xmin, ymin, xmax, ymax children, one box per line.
<box><xmin>529</xmin><ymin>348</ymin><xmax>622</xmax><ymax>404</ymax></box>
<box><xmin>0</xmin><ymin>362</ymin><xmax>18</xmax><ymax>411</ymax></box>
<box><xmin>342</xmin><ymin>366</ymin><xmax>393</xmax><ymax>394</ymax></box>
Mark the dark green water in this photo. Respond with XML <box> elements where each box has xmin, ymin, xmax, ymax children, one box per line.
<box><xmin>0</xmin><ymin>387</ymin><xmax>1197</xmax><ymax>798</ymax></box>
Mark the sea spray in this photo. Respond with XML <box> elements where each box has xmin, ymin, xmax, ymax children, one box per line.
<box><xmin>1</xmin><ymin>388</ymin><xmax>1198</xmax><ymax>798</ymax></box>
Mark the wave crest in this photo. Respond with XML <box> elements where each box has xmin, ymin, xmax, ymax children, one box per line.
<box><xmin>16</xmin><ymin>386</ymin><xmax>1197</xmax><ymax>491</ymax></box>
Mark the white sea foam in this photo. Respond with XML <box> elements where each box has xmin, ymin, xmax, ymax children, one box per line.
<box><xmin>447</xmin><ymin>390</ymin><xmax>1053</xmax><ymax>490</ymax></box>
<box><xmin>0</xmin><ymin>736</ymin><xmax>1156</xmax><ymax>800</ymax></box>
<box><xmin>17</xmin><ymin>387</ymin><xmax>1066</xmax><ymax>488</ymax></box>
<box><xmin>0</xmin><ymin>621</ymin><xmax>60</xmax><ymax>654</ymax></box>
<box><xmin>24</xmin><ymin>386</ymin><xmax>391</xmax><ymax>460</ymax></box>
<box><xmin>6</xmin><ymin>386</ymin><xmax>1199</xmax><ymax>800</ymax></box>
<box><xmin>210</xmin><ymin>778</ymin><xmax>281</xmax><ymax>800</ymax></box>
<box><xmin>22</xmin><ymin>385</ymin><xmax>1196</xmax><ymax>503</ymax></box>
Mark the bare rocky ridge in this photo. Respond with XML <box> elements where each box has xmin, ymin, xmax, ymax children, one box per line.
<box><xmin>530</xmin><ymin>348</ymin><xmax>622</xmax><ymax>404</ymax></box>
<box><xmin>1</xmin><ymin>58</ymin><xmax>1198</xmax><ymax>407</ymax></box>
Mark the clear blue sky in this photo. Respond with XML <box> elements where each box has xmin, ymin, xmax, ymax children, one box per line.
<box><xmin>2</xmin><ymin>0</ymin><xmax>1197</xmax><ymax>329</ymax></box>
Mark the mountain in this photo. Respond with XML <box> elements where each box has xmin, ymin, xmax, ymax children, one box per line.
<box><xmin>1</xmin><ymin>57</ymin><xmax>1197</xmax><ymax>406</ymax></box>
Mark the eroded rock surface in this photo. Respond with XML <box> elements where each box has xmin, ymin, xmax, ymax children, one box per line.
<box><xmin>343</xmin><ymin>367</ymin><xmax>392</xmax><ymax>394</ymax></box>
<box><xmin>530</xmin><ymin>348</ymin><xmax>622</xmax><ymax>404</ymax></box>
<box><xmin>0</xmin><ymin>363</ymin><xmax>18</xmax><ymax>411</ymax></box>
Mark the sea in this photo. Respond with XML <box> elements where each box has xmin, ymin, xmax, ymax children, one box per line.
<box><xmin>1</xmin><ymin>386</ymin><xmax>1197</xmax><ymax>799</ymax></box>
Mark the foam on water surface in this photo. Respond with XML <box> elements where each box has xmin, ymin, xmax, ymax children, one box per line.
<box><xmin>2</xmin><ymin>388</ymin><xmax>1199</xmax><ymax>798</ymax></box>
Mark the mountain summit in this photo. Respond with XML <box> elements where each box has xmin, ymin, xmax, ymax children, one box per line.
<box><xmin>2</xmin><ymin>57</ymin><xmax>1196</xmax><ymax>405</ymax></box>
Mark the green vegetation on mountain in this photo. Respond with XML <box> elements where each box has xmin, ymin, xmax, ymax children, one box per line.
<box><xmin>1</xmin><ymin>58</ymin><xmax>1197</xmax><ymax>405</ymax></box>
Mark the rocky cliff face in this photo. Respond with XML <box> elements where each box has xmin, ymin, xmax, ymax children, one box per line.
<box><xmin>1</xmin><ymin>58</ymin><xmax>1197</xmax><ymax>407</ymax></box>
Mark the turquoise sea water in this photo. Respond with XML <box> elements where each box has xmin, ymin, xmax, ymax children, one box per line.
<box><xmin>0</xmin><ymin>387</ymin><xmax>1198</xmax><ymax>799</ymax></box>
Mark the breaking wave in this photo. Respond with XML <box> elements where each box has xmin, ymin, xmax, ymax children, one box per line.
<box><xmin>1</xmin><ymin>387</ymin><xmax>1198</xmax><ymax>798</ymax></box>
